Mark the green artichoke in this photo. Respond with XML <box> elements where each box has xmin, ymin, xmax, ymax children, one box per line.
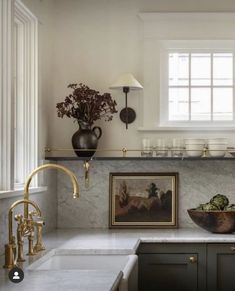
<box><xmin>225</xmin><ymin>204</ymin><xmax>235</xmax><ymax>211</ymax></box>
<box><xmin>196</xmin><ymin>204</ymin><xmax>204</xmax><ymax>210</ymax></box>
<box><xmin>210</xmin><ymin>194</ymin><xmax>229</xmax><ymax>210</ymax></box>
<box><xmin>200</xmin><ymin>202</ymin><xmax>219</xmax><ymax>211</ymax></box>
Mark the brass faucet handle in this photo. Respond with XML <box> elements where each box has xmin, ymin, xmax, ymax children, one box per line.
<box><xmin>29</xmin><ymin>211</ymin><xmax>38</xmax><ymax>220</ymax></box>
<box><xmin>14</xmin><ymin>214</ymin><xmax>23</xmax><ymax>222</ymax></box>
<box><xmin>27</xmin><ymin>228</ymin><xmax>35</xmax><ymax>256</ymax></box>
<box><xmin>33</xmin><ymin>220</ymin><xmax>46</xmax><ymax>253</ymax></box>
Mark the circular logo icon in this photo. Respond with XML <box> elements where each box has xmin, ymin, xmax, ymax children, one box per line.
<box><xmin>8</xmin><ymin>267</ymin><xmax>24</xmax><ymax>283</ymax></box>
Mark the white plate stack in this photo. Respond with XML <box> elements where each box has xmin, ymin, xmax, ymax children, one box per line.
<box><xmin>207</xmin><ymin>138</ymin><xmax>228</xmax><ymax>157</ymax></box>
<box><xmin>184</xmin><ymin>139</ymin><xmax>205</xmax><ymax>157</ymax></box>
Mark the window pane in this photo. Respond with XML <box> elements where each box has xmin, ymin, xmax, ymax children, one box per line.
<box><xmin>191</xmin><ymin>53</ymin><xmax>211</xmax><ymax>86</ymax></box>
<box><xmin>169</xmin><ymin>88</ymin><xmax>189</xmax><ymax>120</ymax></box>
<box><xmin>191</xmin><ymin>88</ymin><xmax>211</xmax><ymax>120</ymax></box>
<box><xmin>169</xmin><ymin>53</ymin><xmax>189</xmax><ymax>86</ymax></box>
<box><xmin>213</xmin><ymin>53</ymin><xmax>233</xmax><ymax>86</ymax></box>
<box><xmin>213</xmin><ymin>88</ymin><xmax>233</xmax><ymax>120</ymax></box>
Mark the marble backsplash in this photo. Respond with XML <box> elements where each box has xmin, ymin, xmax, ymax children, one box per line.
<box><xmin>57</xmin><ymin>160</ymin><xmax>235</xmax><ymax>229</ymax></box>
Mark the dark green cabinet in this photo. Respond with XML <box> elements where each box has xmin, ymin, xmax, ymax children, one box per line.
<box><xmin>207</xmin><ymin>244</ymin><xmax>235</xmax><ymax>291</ymax></box>
<box><xmin>138</xmin><ymin>244</ymin><xmax>206</xmax><ymax>291</ymax></box>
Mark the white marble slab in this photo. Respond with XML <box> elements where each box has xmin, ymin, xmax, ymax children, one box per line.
<box><xmin>0</xmin><ymin>228</ymin><xmax>235</xmax><ymax>291</ymax></box>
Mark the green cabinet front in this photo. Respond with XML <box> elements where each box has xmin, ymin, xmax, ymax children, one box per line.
<box><xmin>207</xmin><ymin>244</ymin><xmax>235</xmax><ymax>291</ymax></box>
<box><xmin>138</xmin><ymin>244</ymin><xmax>206</xmax><ymax>291</ymax></box>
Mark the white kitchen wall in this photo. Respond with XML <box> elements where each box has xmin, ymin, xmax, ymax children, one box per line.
<box><xmin>41</xmin><ymin>0</ymin><xmax>235</xmax><ymax>154</ymax></box>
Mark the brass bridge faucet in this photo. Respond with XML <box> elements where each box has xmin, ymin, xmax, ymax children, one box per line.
<box><xmin>23</xmin><ymin>163</ymin><xmax>80</xmax><ymax>219</ymax></box>
<box><xmin>3</xmin><ymin>199</ymin><xmax>42</xmax><ymax>269</ymax></box>
<box><xmin>3</xmin><ymin>163</ymin><xmax>80</xmax><ymax>269</ymax></box>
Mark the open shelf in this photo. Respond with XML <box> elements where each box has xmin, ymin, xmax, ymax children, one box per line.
<box><xmin>45</xmin><ymin>156</ymin><xmax>235</xmax><ymax>161</ymax></box>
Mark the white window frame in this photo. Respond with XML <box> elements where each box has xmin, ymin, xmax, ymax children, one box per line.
<box><xmin>0</xmin><ymin>0</ymin><xmax>38</xmax><ymax>192</ymax></box>
<box><xmin>138</xmin><ymin>12</ymin><xmax>235</xmax><ymax>131</ymax></box>
<box><xmin>0</xmin><ymin>0</ymin><xmax>14</xmax><ymax>191</ymax></box>
<box><xmin>14</xmin><ymin>0</ymin><xmax>38</xmax><ymax>188</ymax></box>
<box><xmin>160</xmin><ymin>44</ymin><xmax>235</xmax><ymax>127</ymax></box>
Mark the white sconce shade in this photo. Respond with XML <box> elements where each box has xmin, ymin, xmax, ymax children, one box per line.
<box><xmin>110</xmin><ymin>73</ymin><xmax>143</xmax><ymax>90</ymax></box>
<box><xmin>110</xmin><ymin>73</ymin><xmax>143</xmax><ymax>129</ymax></box>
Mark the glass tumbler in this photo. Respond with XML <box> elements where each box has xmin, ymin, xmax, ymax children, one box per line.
<box><xmin>141</xmin><ymin>138</ymin><xmax>153</xmax><ymax>157</ymax></box>
<box><xmin>155</xmin><ymin>139</ymin><xmax>168</xmax><ymax>157</ymax></box>
<box><xmin>171</xmin><ymin>138</ymin><xmax>184</xmax><ymax>157</ymax></box>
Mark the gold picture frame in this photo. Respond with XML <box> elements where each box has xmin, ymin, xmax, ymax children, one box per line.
<box><xmin>109</xmin><ymin>172</ymin><xmax>178</xmax><ymax>229</ymax></box>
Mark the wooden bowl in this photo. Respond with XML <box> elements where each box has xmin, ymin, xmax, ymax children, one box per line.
<box><xmin>187</xmin><ymin>209</ymin><xmax>235</xmax><ymax>233</ymax></box>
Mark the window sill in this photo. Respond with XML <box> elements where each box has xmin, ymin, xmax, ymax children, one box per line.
<box><xmin>138</xmin><ymin>126</ymin><xmax>235</xmax><ymax>132</ymax></box>
<box><xmin>0</xmin><ymin>186</ymin><xmax>47</xmax><ymax>200</ymax></box>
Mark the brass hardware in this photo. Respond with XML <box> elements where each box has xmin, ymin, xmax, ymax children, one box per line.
<box><xmin>15</xmin><ymin>214</ymin><xmax>26</xmax><ymax>262</ymax></box>
<box><xmin>83</xmin><ymin>160</ymin><xmax>90</xmax><ymax>188</ymax></box>
<box><xmin>231</xmin><ymin>247</ymin><xmax>235</xmax><ymax>251</ymax></box>
<box><xmin>23</xmin><ymin>163</ymin><xmax>80</xmax><ymax>218</ymax></box>
<box><xmin>122</xmin><ymin>148</ymin><xmax>127</xmax><ymax>157</ymax></box>
<box><xmin>3</xmin><ymin>238</ymin><xmax>17</xmax><ymax>269</ymax></box>
<box><xmin>4</xmin><ymin>199</ymin><xmax>42</xmax><ymax>269</ymax></box>
<box><xmin>202</xmin><ymin>147</ymin><xmax>208</xmax><ymax>158</ymax></box>
<box><xmin>27</xmin><ymin>232</ymin><xmax>35</xmax><ymax>256</ymax></box>
<box><xmin>33</xmin><ymin>220</ymin><xmax>45</xmax><ymax>253</ymax></box>
<box><xmin>189</xmin><ymin>256</ymin><xmax>197</xmax><ymax>263</ymax></box>
<box><xmin>45</xmin><ymin>147</ymin><xmax>51</xmax><ymax>153</ymax></box>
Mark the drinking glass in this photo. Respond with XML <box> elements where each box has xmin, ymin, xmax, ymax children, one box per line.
<box><xmin>141</xmin><ymin>138</ymin><xmax>153</xmax><ymax>157</ymax></box>
<box><xmin>155</xmin><ymin>139</ymin><xmax>168</xmax><ymax>157</ymax></box>
<box><xmin>171</xmin><ymin>138</ymin><xmax>184</xmax><ymax>157</ymax></box>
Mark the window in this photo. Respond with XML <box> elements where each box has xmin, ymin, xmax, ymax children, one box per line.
<box><xmin>0</xmin><ymin>0</ymin><xmax>38</xmax><ymax>191</ymax></box>
<box><xmin>168</xmin><ymin>52</ymin><xmax>234</xmax><ymax>122</ymax></box>
<box><xmin>139</xmin><ymin>13</ymin><xmax>235</xmax><ymax>131</ymax></box>
<box><xmin>14</xmin><ymin>0</ymin><xmax>38</xmax><ymax>188</ymax></box>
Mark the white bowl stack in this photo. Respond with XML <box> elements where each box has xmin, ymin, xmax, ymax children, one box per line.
<box><xmin>184</xmin><ymin>139</ymin><xmax>205</xmax><ymax>157</ymax></box>
<box><xmin>207</xmin><ymin>138</ymin><xmax>228</xmax><ymax>157</ymax></box>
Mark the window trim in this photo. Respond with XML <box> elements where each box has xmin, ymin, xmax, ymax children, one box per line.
<box><xmin>160</xmin><ymin>44</ymin><xmax>235</xmax><ymax>128</ymax></box>
<box><xmin>14</xmin><ymin>0</ymin><xmax>38</xmax><ymax>188</ymax></box>
<box><xmin>0</xmin><ymin>0</ymin><xmax>38</xmax><ymax>191</ymax></box>
<box><xmin>138</xmin><ymin>13</ymin><xmax>235</xmax><ymax>132</ymax></box>
<box><xmin>0</xmin><ymin>0</ymin><xmax>14</xmax><ymax>191</ymax></box>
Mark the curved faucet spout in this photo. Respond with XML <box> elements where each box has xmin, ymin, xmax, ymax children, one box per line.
<box><xmin>23</xmin><ymin>163</ymin><xmax>79</xmax><ymax>218</ymax></box>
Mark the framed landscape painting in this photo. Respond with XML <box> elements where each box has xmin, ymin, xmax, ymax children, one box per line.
<box><xmin>109</xmin><ymin>172</ymin><xmax>178</xmax><ymax>229</ymax></box>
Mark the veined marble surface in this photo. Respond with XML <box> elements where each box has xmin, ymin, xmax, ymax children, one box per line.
<box><xmin>0</xmin><ymin>270</ymin><xmax>121</xmax><ymax>291</ymax></box>
<box><xmin>0</xmin><ymin>228</ymin><xmax>235</xmax><ymax>291</ymax></box>
<box><xmin>57</xmin><ymin>160</ymin><xmax>235</xmax><ymax>229</ymax></box>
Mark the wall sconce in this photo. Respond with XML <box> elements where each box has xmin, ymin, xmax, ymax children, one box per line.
<box><xmin>110</xmin><ymin>73</ymin><xmax>143</xmax><ymax>129</ymax></box>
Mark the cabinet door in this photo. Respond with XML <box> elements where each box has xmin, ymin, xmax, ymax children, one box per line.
<box><xmin>139</xmin><ymin>253</ymin><xmax>198</xmax><ymax>291</ymax></box>
<box><xmin>207</xmin><ymin>244</ymin><xmax>235</xmax><ymax>291</ymax></box>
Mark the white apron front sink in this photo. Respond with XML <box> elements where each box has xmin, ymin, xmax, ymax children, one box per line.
<box><xmin>28</xmin><ymin>249</ymin><xmax>138</xmax><ymax>291</ymax></box>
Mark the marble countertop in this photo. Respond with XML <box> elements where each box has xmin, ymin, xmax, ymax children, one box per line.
<box><xmin>1</xmin><ymin>228</ymin><xmax>235</xmax><ymax>291</ymax></box>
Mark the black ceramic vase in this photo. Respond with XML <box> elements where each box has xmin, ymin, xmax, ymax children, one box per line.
<box><xmin>72</xmin><ymin>122</ymin><xmax>102</xmax><ymax>157</ymax></box>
